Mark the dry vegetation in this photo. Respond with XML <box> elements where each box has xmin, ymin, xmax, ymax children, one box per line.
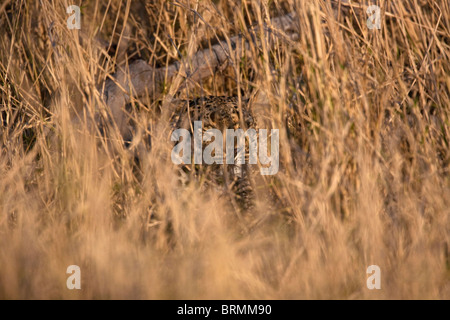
<box><xmin>0</xmin><ymin>0</ymin><xmax>449</xmax><ymax>299</ymax></box>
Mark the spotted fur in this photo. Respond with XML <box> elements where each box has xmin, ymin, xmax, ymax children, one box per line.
<box><xmin>170</xmin><ymin>96</ymin><xmax>257</xmax><ymax>211</ymax></box>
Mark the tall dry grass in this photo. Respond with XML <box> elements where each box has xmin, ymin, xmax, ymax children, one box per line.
<box><xmin>0</xmin><ymin>0</ymin><xmax>449</xmax><ymax>299</ymax></box>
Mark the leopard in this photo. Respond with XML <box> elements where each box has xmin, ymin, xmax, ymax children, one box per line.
<box><xmin>169</xmin><ymin>95</ymin><xmax>258</xmax><ymax>212</ymax></box>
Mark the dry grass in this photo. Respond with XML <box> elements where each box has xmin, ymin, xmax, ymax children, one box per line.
<box><xmin>0</xmin><ymin>0</ymin><xmax>449</xmax><ymax>299</ymax></box>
